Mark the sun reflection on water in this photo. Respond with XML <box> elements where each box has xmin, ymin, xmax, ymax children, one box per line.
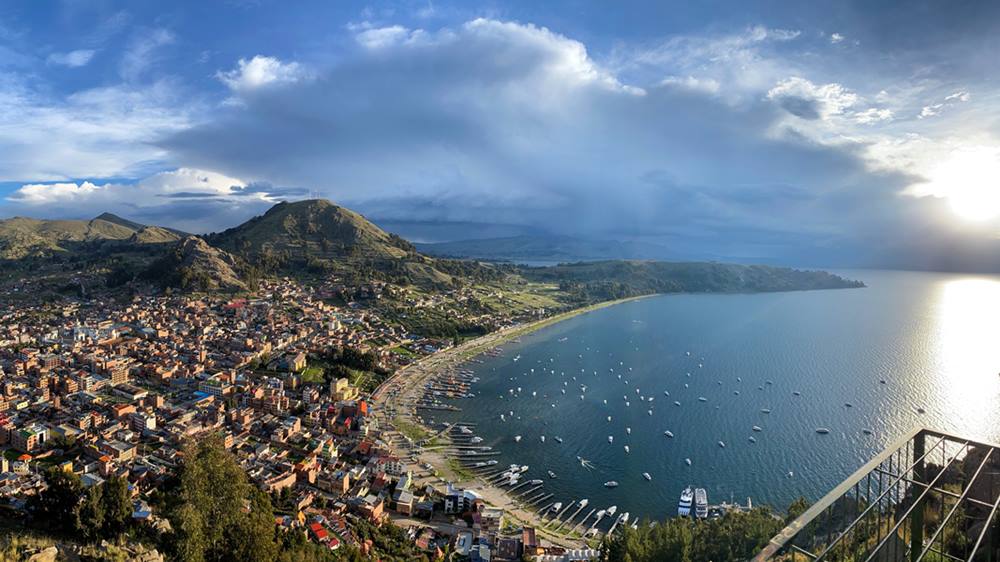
<box><xmin>931</xmin><ymin>276</ymin><xmax>1000</xmax><ymax>440</ymax></box>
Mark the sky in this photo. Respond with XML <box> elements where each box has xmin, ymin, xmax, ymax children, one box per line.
<box><xmin>2</xmin><ymin>0</ymin><xmax>1000</xmax><ymax>270</ymax></box>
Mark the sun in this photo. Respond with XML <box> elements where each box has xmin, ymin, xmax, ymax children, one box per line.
<box><xmin>924</xmin><ymin>148</ymin><xmax>1000</xmax><ymax>222</ymax></box>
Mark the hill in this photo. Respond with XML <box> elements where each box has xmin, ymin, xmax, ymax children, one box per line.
<box><xmin>208</xmin><ymin>199</ymin><xmax>487</xmax><ymax>287</ymax></box>
<box><xmin>522</xmin><ymin>260</ymin><xmax>864</xmax><ymax>302</ymax></box>
<box><xmin>0</xmin><ymin>213</ymin><xmax>184</xmax><ymax>259</ymax></box>
<box><xmin>143</xmin><ymin>236</ymin><xmax>247</xmax><ymax>292</ymax></box>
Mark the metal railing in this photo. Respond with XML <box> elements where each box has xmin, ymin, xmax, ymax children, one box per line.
<box><xmin>755</xmin><ymin>427</ymin><xmax>1000</xmax><ymax>562</ymax></box>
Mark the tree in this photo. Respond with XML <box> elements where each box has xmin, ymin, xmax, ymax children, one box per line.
<box><xmin>169</xmin><ymin>435</ymin><xmax>279</xmax><ymax>562</ymax></box>
<box><xmin>30</xmin><ymin>468</ymin><xmax>84</xmax><ymax>534</ymax></box>
<box><xmin>78</xmin><ymin>484</ymin><xmax>105</xmax><ymax>541</ymax></box>
<box><xmin>101</xmin><ymin>475</ymin><xmax>133</xmax><ymax>538</ymax></box>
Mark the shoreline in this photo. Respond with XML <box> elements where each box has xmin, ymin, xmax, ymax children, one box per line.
<box><xmin>371</xmin><ymin>294</ymin><xmax>657</xmax><ymax>547</ymax></box>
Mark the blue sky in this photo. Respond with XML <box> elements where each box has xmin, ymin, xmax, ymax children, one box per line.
<box><xmin>2</xmin><ymin>0</ymin><xmax>1000</xmax><ymax>269</ymax></box>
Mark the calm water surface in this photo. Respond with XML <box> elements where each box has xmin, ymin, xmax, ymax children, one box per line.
<box><xmin>432</xmin><ymin>270</ymin><xmax>1000</xmax><ymax>520</ymax></box>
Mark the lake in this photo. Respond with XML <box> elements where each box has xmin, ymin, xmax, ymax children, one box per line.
<box><xmin>431</xmin><ymin>269</ymin><xmax>1000</xmax><ymax>521</ymax></box>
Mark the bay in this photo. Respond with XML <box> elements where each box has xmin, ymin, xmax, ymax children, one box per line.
<box><xmin>431</xmin><ymin>270</ymin><xmax>1000</xmax><ymax>521</ymax></box>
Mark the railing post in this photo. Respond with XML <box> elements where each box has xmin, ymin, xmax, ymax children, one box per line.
<box><xmin>910</xmin><ymin>432</ymin><xmax>925</xmax><ymax>562</ymax></box>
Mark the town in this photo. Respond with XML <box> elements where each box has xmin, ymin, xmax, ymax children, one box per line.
<box><xmin>0</xmin><ymin>273</ymin><xmax>599</xmax><ymax>560</ymax></box>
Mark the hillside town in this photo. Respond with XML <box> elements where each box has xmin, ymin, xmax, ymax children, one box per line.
<box><xmin>0</xmin><ymin>276</ymin><xmax>586</xmax><ymax>561</ymax></box>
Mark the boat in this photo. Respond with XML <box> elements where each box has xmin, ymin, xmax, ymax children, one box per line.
<box><xmin>718</xmin><ymin>441</ymin><xmax>726</xmax><ymax>448</ymax></box>
<box><xmin>608</xmin><ymin>435</ymin><xmax>614</xmax><ymax>444</ymax></box>
<box><xmin>793</xmin><ymin>391</ymin><xmax>801</xmax><ymax>396</ymax></box>
<box><xmin>761</xmin><ymin>408</ymin><xmax>772</xmax><ymax>414</ymax></box>
<box><xmin>470</xmin><ymin>436</ymin><xmax>483</xmax><ymax>443</ymax></box>
<box><xmin>550</xmin><ymin>502</ymin><xmax>563</xmax><ymax>513</ymax></box>
<box><xmin>548</xmin><ymin>470</ymin><xmax>557</xmax><ymax>479</ymax></box>
<box><xmin>917</xmin><ymin>407</ymin><xmax>926</xmax><ymax>414</ymax></box>
<box><xmin>604</xmin><ymin>481</ymin><xmax>619</xmax><ymax>488</ymax></box>
<box><xmin>844</xmin><ymin>403</ymin><xmax>853</xmax><ymax>408</ymax></box>
<box><xmin>554</xmin><ymin>436</ymin><xmax>563</xmax><ymax>443</ymax></box>
<box><xmin>607</xmin><ymin>506</ymin><xmax>618</xmax><ymax>516</ymax></box>
<box><xmin>862</xmin><ymin>429</ymin><xmax>873</xmax><ymax>435</ymax></box>
<box><xmin>752</xmin><ymin>425</ymin><xmax>762</xmax><ymax>432</ymax></box>
<box><xmin>678</xmin><ymin>487</ymin><xmax>694</xmax><ymax>516</ymax></box>
<box><xmin>540</xmin><ymin>435</ymin><xmax>546</xmax><ymax>443</ymax></box>
<box><xmin>664</xmin><ymin>391</ymin><xmax>670</xmax><ymax>396</ymax></box>
<box><xmin>698</xmin><ymin>397</ymin><xmax>707</xmax><ymax>402</ymax></box>
<box><xmin>624</xmin><ymin>445</ymin><xmax>630</xmax><ymax>454</ymax></box>
<box><xmin>816</xmin><ymin>427</ymin><xmax>831</xmax><ymax>434</ymax></box>
<box><xmin>642</xmin><ymin>472</ymin><xmax>652</xmax><ymax>481</ymax></box>
<box><xmin>607</xmin><ymin>416</ymin><xmax>612</xmax><ymax>422</ymax></box>
<box><xmin>626</xmin><ymin>427</ymin><xmax>631</xmax><ymax>435</ymax></box>
<box><xmin>664</xmin><ymin>430</ymin><xmax>674</xmax><ymax>438</ymax></box>
<box><xmin>648</xmin><ymin>409</ymin><xmax>653</xmax><ymax>416</ymax></box>
<box><xmin>578</xmin><ymin>499</ymin><xmax>589</xmax><ymax>508</ymax></box>
<box><xmin>674</xmin><ymin>401</ymin><xmax>681</xmax><ymax>406</ymax></box>
<box><xmin>515</xmin><ymin>435</ymin><xmax>522</xmax><ymax>442</ymax></box>
<box><xmin>529</xmin><ymin>479</ymin><xmax>543</xmax><ymax>486</ymax></box>
<box><xmin>684</xmin><ymin>458</ymin><xmax>692</xmax><ymax>466</ymax></box>
<box><xmin>695</xmin><ymin>488</ymin><xmax>709</xmax><ymax>518</ymax></box>
<box><xmin>748</xmin><ymin>436</ymin><xmax>757</xmax><ymax>443</ymax></box>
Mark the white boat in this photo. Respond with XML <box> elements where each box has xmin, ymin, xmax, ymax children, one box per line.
<box><xmin>718</xmin><ymin>441</ymin><xmax>726</xmax><ymax>448</ymax></box>
<box><xmin>550</xmin><ymin>502</ymin><xmax>563</xmax><ymax>513</ymax></box>
<box><xmin>761</xmin><ymin>408</ymin><xmax>772</xmax><ymax>414</ymax></box>
<box><xmin>607</xmin><ymin>506</ymin><xmax>618</xmax><ymax>516</ymax></box>
<box><xmin>664</xmin><ymin>430</ymin><xmax>674</xmax><ymax>438</ymax></box>
<box><xmin>752</xmin><ymin>425</ymin><xmax>762</xmax><ymax>432</ymax></box>
<box><xmin>608</xmin><ymin>435</ymin><xmax>614</xmax><ymax>444</ymax></box>
<box><xmin>548</xmin><ymin>470</ymin><xmax>557</xmax><ymax>479</ymax></box>
<box><xmin>554</xmin><ymin>436</ymin><xmax>563</xmax><ymax>443</ymax></box>
<box><xmin>684</xmin><ymin>458</ymin><xmax>692</xmax><ymax>466</ymax></box>
<box><xmin>624</xmin><ymin>445</ymin><xmax>630</xmax><ymax>454</ymax></box>
<box><xmin>674</xmin><ymin>401</ymin><xmax>681</xmax><ymax>406</ymax></box>
<box><xmin>604</xmin><ymin>481</ymin><xmax>619</xmax><ymax>488</ymax></box>
<box><xmin>642</xmin><ymin>472</ymin><xmax>652</xmax><ymax>481</ymax></box>
<box><xmin>678</xmin><ymin>487</ymin><xmax>694</xmax><ymax>517</ymax></box>
<box><xmin>648</xmin><ymin>410</ymin><xmax>653</xmax><ymax>416</ymax></box>
<box><xmin>695</xmin><ymin>488</ymin><xmax>709</xmax><ymax>518</ymax></box>
<box><xmin>514</xmin><ymin>435</ymin><xmax>522</xmax><ymax>442</ymax></box>
<box><xmin>748</xmin><ymin>436</ymin><xmax>757</xmax><ymax>443</ymax></box>
<box><xmin>607</xmin><ymin>416</ymin><xmax>612</xmax><ymax>422</ymax></box>
<box><xmin>816</xmin><ymin>428</ymin><xmax>830</xmax><ymax>434</ymax></box>
<box><xmin>579</xmin><ymin>499</ymin><xmax>589</xmax><ymax>508</ymax></box>
<box><xmin>626</xmin><ymin>427</ymin><xmax>632</xmax><ymax>435</ymax></box>
<box><xmin>470</xmin><ymin>436</ymin><xmax>483</xmax><ymax>443</ymax></box>
<box><xmin>540</xmin><ymin>436</ymin><xmax>546</xmax><ymax>443</ymax></box>
<box><xmin>698</xmin><ymin>397</ymin><xmax>707</xmax><ymax>402</ymax></box>
<box><xmin>664</xmin><ymin>391</ymin><xmax>670</xmax><ymax>396</ymax></box>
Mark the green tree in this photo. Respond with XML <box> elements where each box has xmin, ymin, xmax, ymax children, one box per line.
<box><xmin>169</xmin><ymin>435</ymin><xmax>279</xmax><ymax>562</ymax></box>
<box><xmin>78</xmin><ymin>484</ymin><xmax>105</xmax><ymax>541</ymax></box>
<box><xmin>101</xmin><ymin>475</ymin><xmax>133</xmax><ymax>538</ymax></box>
<box><xmin>30</xmin><ymin>468</ymin><xmax>84</xmax><ymax>534</ymax></box>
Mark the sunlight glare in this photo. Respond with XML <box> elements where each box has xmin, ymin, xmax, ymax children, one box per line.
<box><xmin>924</xmin><ymin>148</ymin><xmax>1000</xmax><ymax>221</ymax></box>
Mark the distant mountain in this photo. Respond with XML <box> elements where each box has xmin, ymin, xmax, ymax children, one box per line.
<box><xmin>0</xmin><ymin>213</ymin><xmax>186</xmax><ymax>259</ymax></box>
<box><xmin>143</xmin><ymin>236</ymin><xmax>247</xmax><ymax>292</ymax></box>
<box><xmin>416</xmin><ymin>234</ymin><xmax>678</xmax><ymax>263</ymax></box>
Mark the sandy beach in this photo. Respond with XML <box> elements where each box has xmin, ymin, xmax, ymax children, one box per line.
<box><xmin>371</xmin><ymin>294</ymin><xmax>654</xmax><ymax>548</ymax></box>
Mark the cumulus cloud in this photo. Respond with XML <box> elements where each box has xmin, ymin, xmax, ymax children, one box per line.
<box><xmin>217</xmin><ymin>55</ymin><xmax>311</xmax><ymax>92</ymax></box>
<box><xmin>4</xmin><ymin>168</ymin><xmax>291</xmax><ymax>232</ymax></box>
<box><xmin>767</xmin><ymin>77</ymin><xmax>858</xmax><ymax>120</ymax></box>
<box><xmin>829</xmin><ymin>33</ymin><xmax>845</xmax><ymax>44</ymax></box>
<box><xmin>46</xmin><ymin>49</ymin><xmax>96</xmax><ymax>67</ymax></box>
<box><xmin>854</xmin><ymin>107</ymin><xmax>893</xmax><ymax>124</ymax></box>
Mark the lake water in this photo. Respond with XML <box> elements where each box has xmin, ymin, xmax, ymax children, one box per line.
<box><xmin>432</xmin><ymin>269</ymin><xmax>1000</xmax><ymax>521</ymax></box>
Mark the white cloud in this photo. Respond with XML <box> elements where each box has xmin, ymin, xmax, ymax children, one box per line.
<box><xmin>218</xmin><ymin>56</ymin><xmax>311</xmax><ymax>92</ymax></box>
<box><xmin>854</xmin><ymin>107</ymin><xmax>894</xmax><ymax>124</ymax></box>
<box><xmin>830</xmin><ymin>33</ymin><xmax>845</xmax><ymax>44</ymax></box>
<box><xmin>767</xmin><ymin>77</ymin><xmax>858</xmax><ymax>120</ymax></box>
<box><xmin>46</xmin><ymin>49</ymin><xmax>97</xmax><ymax>67</ymax></box>
<box><xmin>945</xmin><ymin>90</ymin><xmax>970</xmax><ymax>102</ymax></box>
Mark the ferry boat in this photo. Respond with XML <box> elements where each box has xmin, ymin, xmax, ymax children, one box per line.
<box><xmin>678</xmin><ymin>487</ymin><xmax>694</xmax><ymax>516</ymax></box>
<box><xmin>695</xmin><ymin>488</ymin><xmax>709</xmax><ymax>518</ymax></box>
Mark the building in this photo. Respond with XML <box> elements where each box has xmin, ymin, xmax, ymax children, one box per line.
<box><xmin>12</xmin><ymin>424</ymin><xmax>47</xmax><ymax>452</ymax></box>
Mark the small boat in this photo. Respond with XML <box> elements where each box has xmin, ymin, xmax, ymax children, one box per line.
<box><xmin>761</xmin><ymin>408</ymin><xmax>772</xmax><ymax>414</ymax></box>
<box><xmin>664</xmin><ymin>391</ymin><xmax>670</xmax><ymax>396</ymax></box>
<box><xmin>540</xmin><ymin>435</ymin><xmax>546</xmax><ymax>443</ymax></box>
<box><xmin>607</xmin><ymin>506</ymin><xmax>618</xmax><ymax>516</ymax></box>
<box><xmin>642</xmin><ymin>472</ymin><xmax>652</xmax><ymax>481</ymax></box>
<box><xmin>648</xmin><ymin>409</ymin><xmax>653</xmax><ymax>416</ymax></box>
<box><xmin>748</xmin><ymin>436</ymin><xmax>757</xmax><ymax>443</ymax></box>
<box><xmin>624</xmin><ymin>445</ymin><xmax>630</xmax><ymax>454</ymax></box>
<box><xmin>816</xmin><ymin>428</ymin><xmax>830</xmax><ymax>434</ymax></box>
<box><xmin>514</xmin><ymin>435</ymin><xmax>522</xmax><ymax>442</ymax></box>
<box><xmin>548</xmin><ymin>470</ymin><xmax>557</xmax><ymax>479</ymax></box>
<box><xmin>862</xmin><ymin>429</ymin><xmax>873</xmax><ymax>435</ymax></box>
<box><xmin>607</xmin><ymin>416</ymin><xmax>612</xmax><ymax>422</ymax></box>
<box><xmin>684</xmin><ymin>458</ymin><xmax>692</xmax><ymax>466</ymax></box>
<box><xmin>554</xmin><ymin>436</ymin><xmax>563</xmax><ymax>443</ymax></box>
<box><xmin>733</xmin><ymin>391</ymin><xmax>740</xmax><ymax>395</ymax></box>
<box><xmin>917</xmin><ymin>407</ymin><xmax>926</xmax><ymax>414</ymax></box>
<box><xmin>550</xmin><ymin>502</ymin><xmax>563</xmax><ymax>513</ymax></box>
<box><xmin>752</xmin><ymin>425</ymin><xmax>762</xmax><ymax>432</ymax></box>
<box><xmin>626</xmin><ymin>427</ymin><xmax>632</xmax><ymax>435</ymax></box>
<box><xmin>604</xmin><ymin>481</ymin><xmax>619</xmax><ymax>488</ymax></box>
<box><xmin>793</xmin><ymin>391</ymin><xmax>801</xmax><ymax>396</ymax></box>
<box><xmin>718</xmin><ymin>441</ymin><xmax>726</xmax><ymax>448</ymax></box>
<box><xmin>737</xmin><ymin>377</ymin><xmax>742</xmax><ymax>382</ymax></box>
<box><xmin>844</xmin><ymin>403</ymin><xmax>853</xmax><ymax>408</ymax></box>
<box><xmin>674</xmin><ymin>401</ymin><xmax>681</xmax><ymax>406</ymax></box>
<box><xmin>664</xmin><ymin>430</ymin><xmax>674</xmax><ymax>438</ymax></box>
<box><xmin>608</xmin><ymin>435</ymin><xmax>614</xmax><ymax>444</ymax></box>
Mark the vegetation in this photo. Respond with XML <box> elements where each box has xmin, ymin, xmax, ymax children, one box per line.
<box><xmin>600</xmin><ymin>506</ymin><xmax>787</xmax><ymax>562</ymax></box>
<box><xmin>27</xmin><ymin>468</ymin><xmax>134</xmax><ymax>542</ymax></box>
